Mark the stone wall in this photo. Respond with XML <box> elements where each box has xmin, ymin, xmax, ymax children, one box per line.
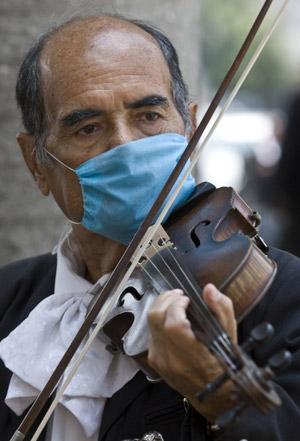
<box><xmin>0</xmin><ymin>0</ymin><xmax>202</xmax><ymax>265</ymax></box>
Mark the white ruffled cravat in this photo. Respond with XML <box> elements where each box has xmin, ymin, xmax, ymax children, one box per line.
<box><xmin>0</xmin><ymin>229</ymin><xmax>138</xmax><ymax>439</ymax></box>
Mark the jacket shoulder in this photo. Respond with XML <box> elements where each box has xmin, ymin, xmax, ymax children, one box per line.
<box><xmin>0</xmin><ymin>253</ymin><xmax>57</xmax><ymax>326</ymax></box>
<box><xmin>0</xmin><ymin>253</ymin><xmax>56</xmax><ymax>282</ymax></box>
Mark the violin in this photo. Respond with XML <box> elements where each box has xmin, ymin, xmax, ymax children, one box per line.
<box><xmin>163</xmin><ymin>183</ymin><xmax>274</xmax><ymax>322</ymax></box>
<box><xmin>101</xmin><ymin>183</ymin><xmax>290</xmax><ymax>427</ymax></box>
<box><xmin>11</xmin><ymin>1</ymin><xmax>292</xmax><ymax>439</ymax></box>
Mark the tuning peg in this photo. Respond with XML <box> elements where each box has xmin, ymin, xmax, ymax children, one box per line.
<box><xmin>242</xmin><ymin>322</ymin><xmax>274</xmax><ymax>353</ymax></box>
<box><xmin>216</xmin><ymin>349</ymin><xmax>293</xmax><ymax>431</ymax></box>
<box><xmin>196</xmin><ymin>323</ymin><xmax>275</xmax><ymax>403</ymax></box>
<box><xmin>267</xmin><ymin>349</ymin><xmax>292</xmax><ymax>373</ymax></box>
<box><xmin>196</xmin><ymin>373</ymin><xmax>227</xmax><ymax>402</ymax></box>
<box><xmin>217</xmin><ymin>402</ymin><xmax>248</xmax><ymax>430</ymax></box>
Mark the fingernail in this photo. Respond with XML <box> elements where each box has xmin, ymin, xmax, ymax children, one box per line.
<box><xmin>172</xmin><ymin>289</ymin><xmax>184</xmax><ymax>295</ymax></box>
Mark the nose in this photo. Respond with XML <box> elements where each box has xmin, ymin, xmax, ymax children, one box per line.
<box><xmin>106</xmin><ymin>119</ymin><xmax>137</xmax><ymax>150</ymax></box>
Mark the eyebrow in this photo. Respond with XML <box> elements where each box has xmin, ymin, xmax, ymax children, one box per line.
<box><xmin>128</xmin><ymin>95</ymin><xmax>169</xmax><ymax>109</ymax></box>
<box><xmin>61</xmin><ymin>109</ymin><xmax>102</xmax><ymax>126</ymax></box>
<box><xmin>60</xmin><ymin>95</ymin><xmax>169</xmax><ymax>127</ymax></box>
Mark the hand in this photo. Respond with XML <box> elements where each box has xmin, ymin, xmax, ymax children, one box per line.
<box><xmin>147</xmin><ymin>284</ymin><xmax>237</xmax><ymax>422</ymax></box>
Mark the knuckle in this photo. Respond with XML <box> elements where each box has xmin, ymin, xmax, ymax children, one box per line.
<box><xmin>221</xmin><ymin>293</ymin><xmax>234</xmax><ymax>312</ymax></box>
<box><xmin>147</xmin><ymin>308</ymin><xmax>164</xmax><ymax>328</ymax></box>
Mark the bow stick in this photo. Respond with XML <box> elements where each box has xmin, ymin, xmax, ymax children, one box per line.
<box><xmin>10</xmin><ymin>1</ymin><xmax>291</xmax><ymax>440</ymax></box>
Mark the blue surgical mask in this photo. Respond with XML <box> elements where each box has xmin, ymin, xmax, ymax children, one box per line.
<box><xmin>46</xmin><ymin>133</ymin><xmax>195</xmax><ymax>244</ymax></box>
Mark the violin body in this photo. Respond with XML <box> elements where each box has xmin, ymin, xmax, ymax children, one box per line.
<box><xmin>99</xmin><ymin>184</ymin><xmax>288</xmax><ymax>426</ymax></box>
<box><xmin>101</xmin><ymin>184</ymin><xmax>277</xmax><ymax>382</ymax></box>
<box><xmin>164</xmin><ymin>183</ymin><xmax>277</xmax><ymax>322</ymax></box>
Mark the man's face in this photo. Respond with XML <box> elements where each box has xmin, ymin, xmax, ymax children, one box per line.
<box><xmin>34</xmin><ymin>19</ymin><xmax>189</xmax><ymax>224</ymax></box>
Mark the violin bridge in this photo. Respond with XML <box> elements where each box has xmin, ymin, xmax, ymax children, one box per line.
<box><xmin>130</xmin><ymin>225</ymin><xmax>174</xmax><ymax>269</ymax></box>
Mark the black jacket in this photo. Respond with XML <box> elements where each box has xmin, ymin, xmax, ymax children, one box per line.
<box><xmin>1</xmin><ymin>247</ymin><xmax>300</xmax><ymax>441</ymax></box>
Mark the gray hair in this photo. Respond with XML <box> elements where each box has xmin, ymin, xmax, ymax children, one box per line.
<box><xmin>15</xmin><ymin>14</ymin><xmax>191</xmax><ymax>163</ymax></box>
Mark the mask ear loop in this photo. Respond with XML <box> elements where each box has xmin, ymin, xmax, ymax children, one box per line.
<box><xmin>51</xmin><ymin>221</ymin><xmax>74</xmax><ymax>255</ymax></box>
<box><xmin>45</xmin><ymin>149</ymin><xmax>75</xmax><ymax>172</ymax></box>
<box><xmin>68</xmin><ymin>219</ymin><xmax>81</xmax><ymax>225</ymax></box>
<box><xmin>45</xmin><ymin>149</ymin><xmax>82</xmax><ymax>226</ymax></box>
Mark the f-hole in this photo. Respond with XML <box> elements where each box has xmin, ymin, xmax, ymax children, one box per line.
<box><xmin>190</xmin><ymin>220</ymin><xmax>211</xmax><ymax>247</ymax></box>
<box><xmin>118</xmin><ymin>286</ymin><xmax>144</xmax><ymax>306</ymax></box>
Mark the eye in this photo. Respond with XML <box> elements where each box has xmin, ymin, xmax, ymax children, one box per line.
<box><xmin>77</xmin><ymin>124</ymin><xmax>97</xmax><ymax>135</ymax></box>
<box><xmin>143</xmin><ymin>112</ymin><xmax>160</xmax><ymax>122</ymax></box>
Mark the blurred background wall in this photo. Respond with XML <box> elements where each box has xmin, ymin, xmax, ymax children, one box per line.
<box><xmin>1</xmin><ymin>0</ymin><xmax>300</xmax><ymax>266</ymax></box>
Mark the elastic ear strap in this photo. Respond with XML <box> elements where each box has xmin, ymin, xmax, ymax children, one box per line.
<box><xmin>68</xmin><ymin>219</ymin><xmax>81</xmax><ymax>225</ymax></box>
<box><xmin>45</xmin><ymin>150</ymin><xmax>81</xmax><ymax>225</ymax></box>
<box><xmin>45</xmin><ymin>149</ymin><xmax>75</xmax><ymax>172</ymax></box>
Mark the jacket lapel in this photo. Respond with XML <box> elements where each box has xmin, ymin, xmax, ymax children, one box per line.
<box><xmin>98</xmin><ymin>371</ymin><xmax>148</xmax><ymax>441</ymax></box>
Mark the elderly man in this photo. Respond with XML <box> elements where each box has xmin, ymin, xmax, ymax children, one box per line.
<box><xmin>0</xmin><ymin>14</ymin><xmax>299</xmax><ymax>441</ymax></box>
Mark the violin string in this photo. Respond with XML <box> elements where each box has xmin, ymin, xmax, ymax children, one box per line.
<box><xmin>140</xmin><ymin>255</ymin><xmax>174</xmax><ymax>290</ymax></box>
<box><xmin>148</xmin><ymin>241</ymin><xmax>222</xmax><ymax>335</ymax></box>
<box><xmin>142</xmin><ymin>245</ymin><xmax>237</xmax><ymax>369</ymax></box>
<box><xmin>139</xmin><ymin>264</ymin><xmax>233</xmax><ymax>369</ymax></box>
<box><xmin>140</xmin><ymin>240</ymin><xmax>237</xmax><ymax>368</ymax></box>
<box><xmin>158</xmin><ymin>244</ymin><xmax>236</xmax><ymax>362</ymax></box>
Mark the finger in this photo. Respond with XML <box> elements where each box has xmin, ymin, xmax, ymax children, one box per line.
<box><xmin>202</xmin><ymin>283</ymin><xmax>237</xmax><ymax>341</ymax></box>
<box><xmin>147</xmin><ymin>288</ymin><xmax>185</xmax><ymax>329</ymax></box>
<box><xmin>147</xmin><ymin>290</ymin><xmax>191</xmax><ymax>354</ymax></box>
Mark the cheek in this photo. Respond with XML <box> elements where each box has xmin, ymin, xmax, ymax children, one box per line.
<box><xmin>48</xmin><ymin>168</ymin><xmax>84</xmax><ymax>222</ymax></box>
<box><xmin>166</xmin><ymin>112</ymin><xmax>186</xmax><ymax>136</ymax></box>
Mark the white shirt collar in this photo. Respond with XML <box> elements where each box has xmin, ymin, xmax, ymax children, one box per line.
<box><xmin>54</xmin><ymin>228</ymin><xmax>91</xmax><ymax>294</ymax></box>
<box><xmin>0</xmin><ymin>228</ymin><xmax>138</xmax><ymax>438</ymax></box>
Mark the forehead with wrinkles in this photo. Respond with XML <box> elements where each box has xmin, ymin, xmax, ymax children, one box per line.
<box><xmin>38</xmin><ymin>17</ymin><xmax>171</xmax><ymax>106</ymax></box>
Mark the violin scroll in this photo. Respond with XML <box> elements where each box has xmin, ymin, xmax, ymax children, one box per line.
<box><xmin>197</xmin><ymin>323</ymin><xmax>292</xmax><ymax>429</ymax></box>
<box><xmin>196</xmin><ymin>321</ymin><xmax>276</xmax><ymax>402</ymax></box>
<box><xmin>217</xmin><ymin>347</ymin><xmax>292</xmax><ymax>430</ymax></box>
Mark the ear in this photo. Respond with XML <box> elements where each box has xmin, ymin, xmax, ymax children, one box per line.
<box><xmin>187</xmin><ymin>102</ymin><xmax>198</xmax><ymax>139</ymax></box>
<box><xmin>17</xmin><ymin>132</ymin><xmax>50</xmax><ymax>196</ymax></box>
